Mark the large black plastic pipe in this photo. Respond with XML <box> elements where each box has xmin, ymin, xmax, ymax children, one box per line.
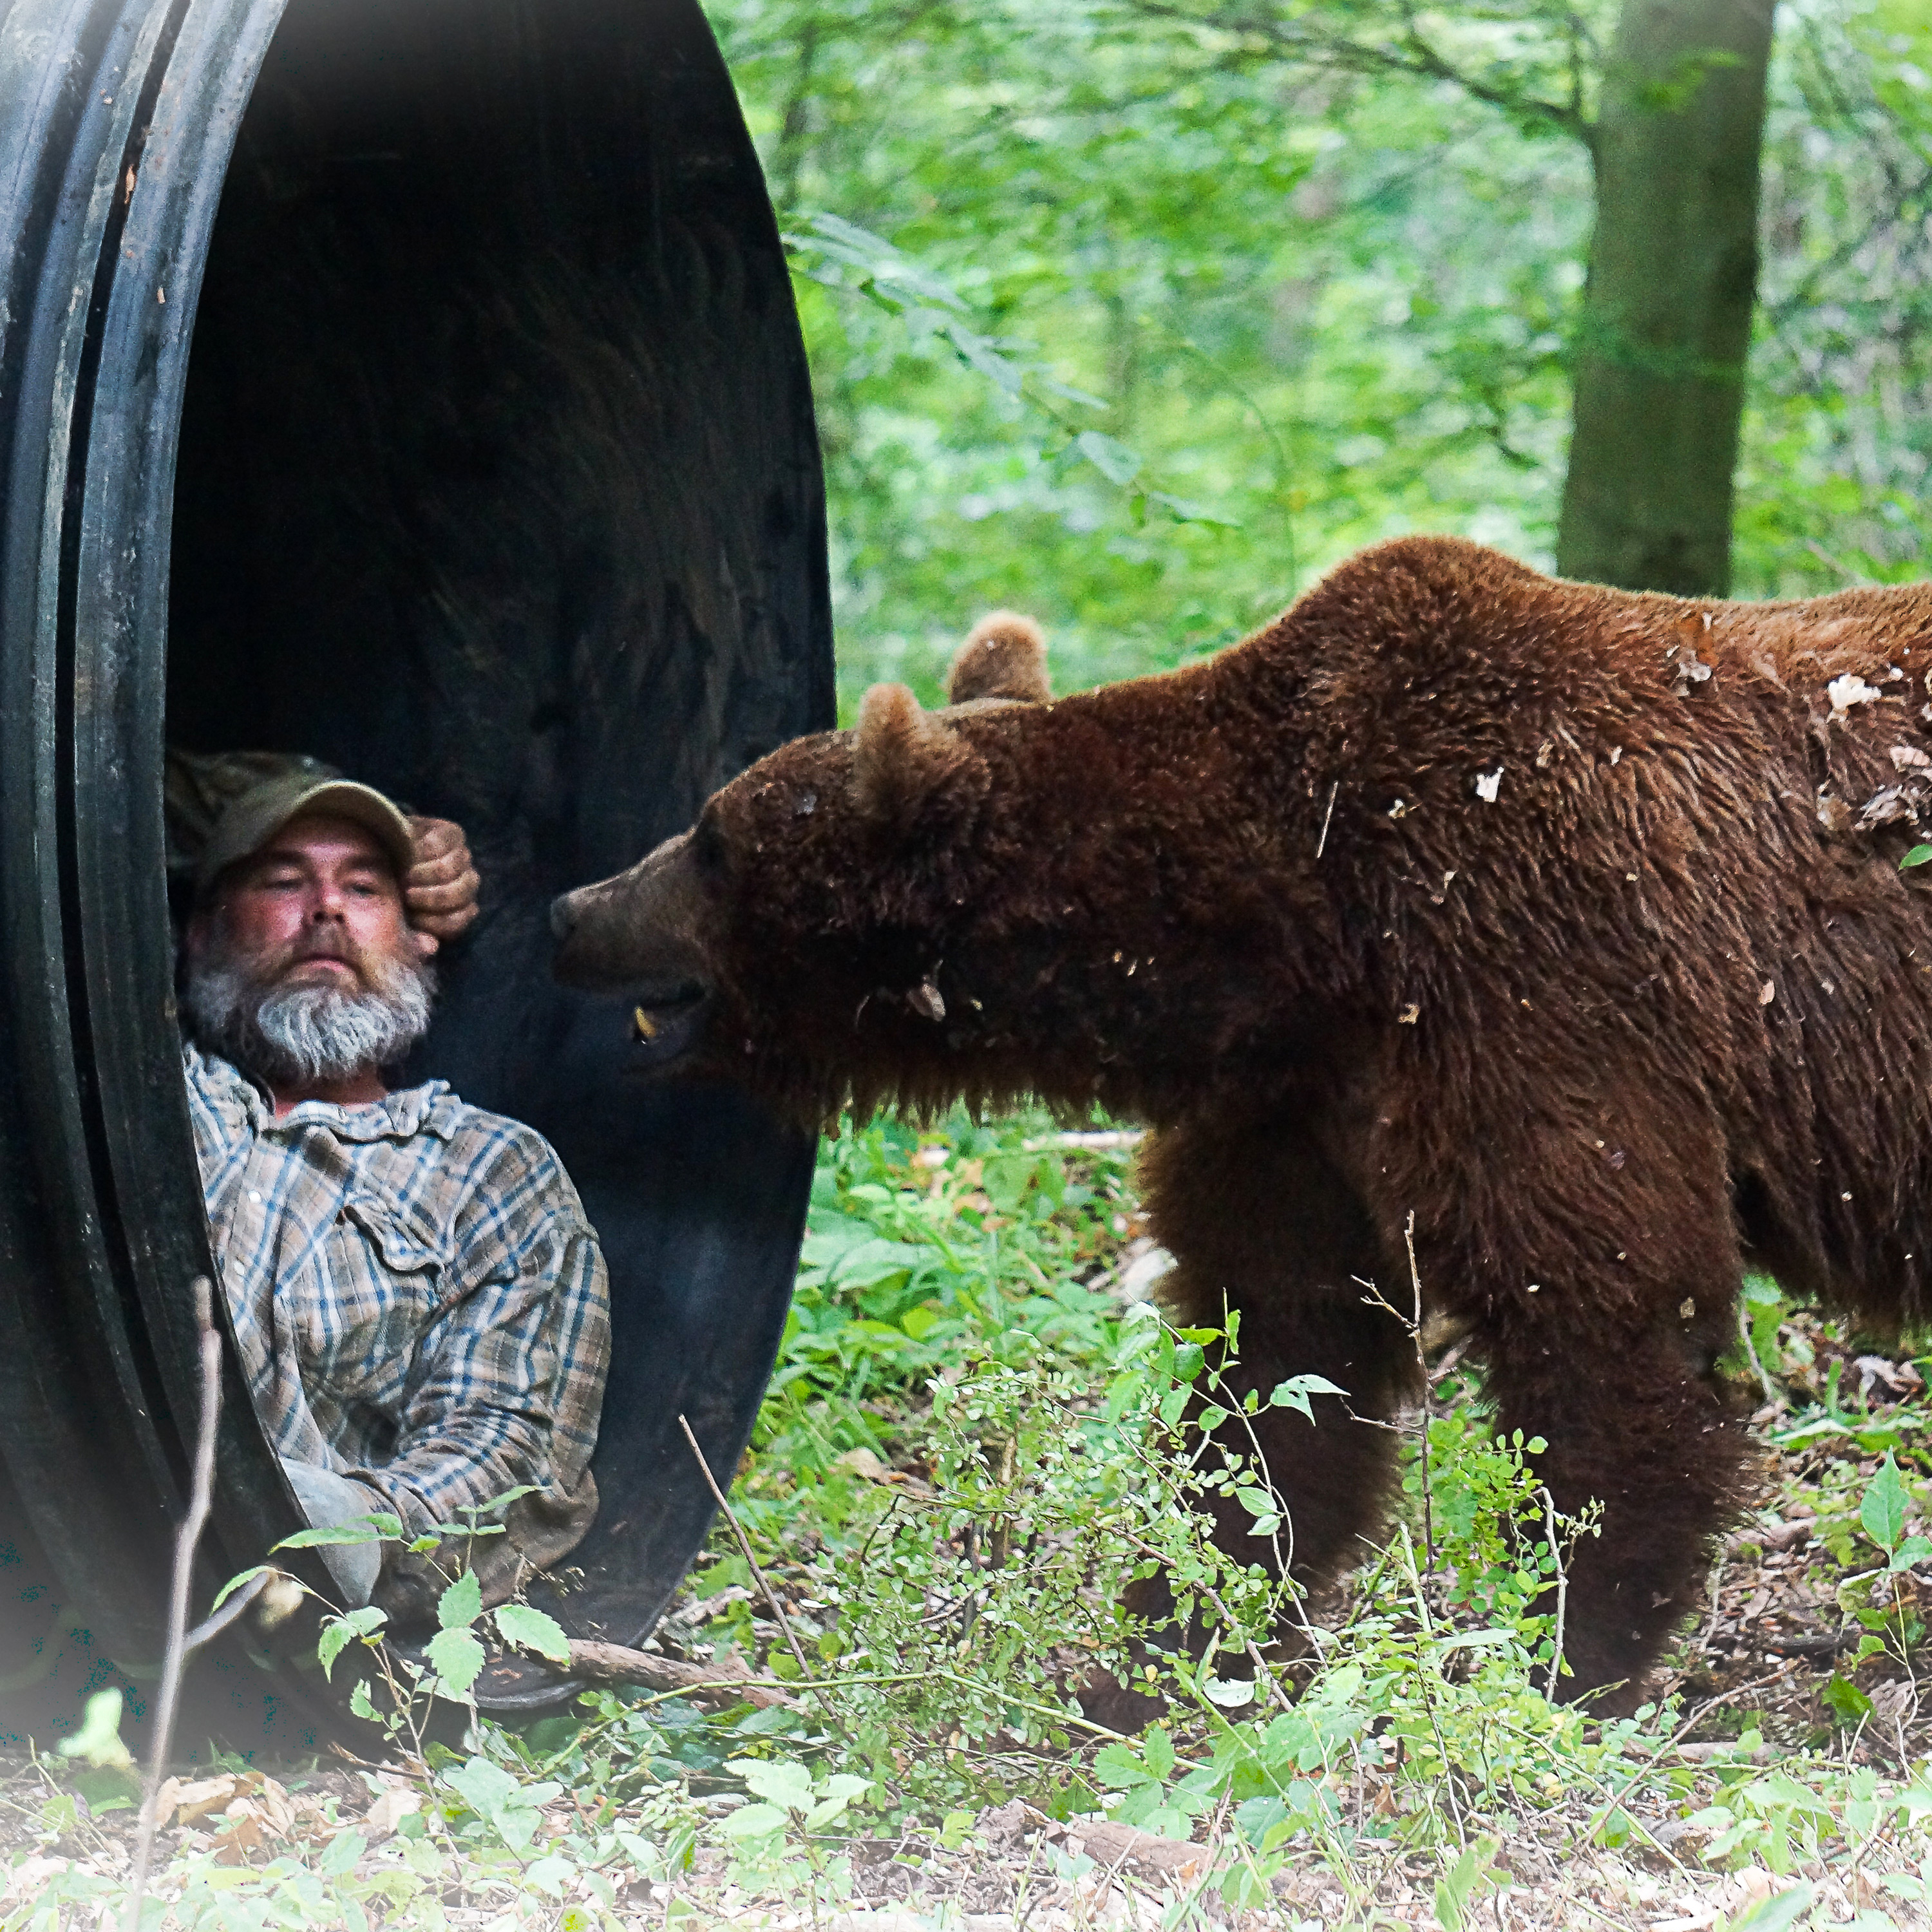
<box><xmin>0</xmin><ymin>0</ymin><xmax>830</xmax><ymax>1746</ymax></box>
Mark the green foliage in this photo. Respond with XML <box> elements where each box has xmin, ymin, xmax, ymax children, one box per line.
<box><xmin>712</xmin><ymin>0</ymin><xmax>1932</xmax><ymax>721</ymax></box>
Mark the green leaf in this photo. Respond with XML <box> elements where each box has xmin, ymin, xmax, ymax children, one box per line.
<box><xmin>349</xmin><ymin>1680</ymin><xmax>381</xmax><ymax>1722</ymax></box>
<box><xmin>719</xmin><ymin>1801</ymin><xmax>790</xmax><ymax>1840</ymax></box>
<box><xmin>57</xmin><ymin>1690</ymin><xmax>133</xmax><ymax>1769</ymax></box>
<box><xmin>275</xmin><ymin>1514</ymin><xmax>401</xmax><ymax>1549</ymax></box>
<box><xmin>731</xmin><ymin>1757</ymin><xmax>813</xmax><ymax>1812</ymax></box>
<box><xmin>317</xmin><ymin>1605</ymin><xmax>388</xmax><ymax>1681</ymax></box>
<box><xmin>1144</xmin><ymin>489</ymin><xmax>1242</xmax><ymax>527</ymax></box>
<box><xmin>1901</xmin><ymin>844</ymin><xmax>1932</xmax><ymax>869</ymax></box>
<box><xmin>1141</xmin><ymin>1726</ymin><xmax>1175</xmax><ymax>1783</ymax></box>
<box><xmin>1075</xmin><ymin>430</ymin><xmax>1142</xmax><ymax>486</ymax></box>
<box><xmin>1823</xmin><ymin>1672</ymin><xmax>1875</xmax><ymax>1726</ymax></box>
<box><xmin>1861</xmin><ymin>1453</ymin><xmax>1909</xmax><ymax>1552</ymax></box>
<box><xmin>209</xmin><ymin>1564</ymin><xmax>271</xmax><ymax>1612</ymax></box>
<box><xmin>1731</xmin><ymin>1881</ymin><xmax>1814</xmax><ymax>1931</ymax></box>
<box><xmin>1094</xmin><ymin>1741</ymin><xmax>1159</xmax><ymax>1789</ymax></box>
<box><xmin>1434</xmin><ymin>1835</ymin><xmax>1501</xmax><ymax>1931</ymax></box>
<box><xmin>71</xmin><ymin>1766</ymin><xmax>141</xmax><ymax>1814</ymax></box>
<box><xmin>319</xmin><ymin>1830</ymin><xmax>366</xmax><ymax>1877</ymax></box>
<box><xmin>1269</xmin><ymin>1372</ymin><xmax>1348</xmax><ymax>1419</ymax></box>
<box><xmin>438</xmin><ymin>1568</ymin><xmax>484</xmax><ymax>1631</ymax></box>
<box><xmin>494</xmin><ymin>1602</ymin><xmax>572</xmax><ymax>1665</ymax></box>
<box><xmin>444</xmin><ymin>1759</ymin><xmax>557</xmax><ymax>1856</ymax></box>
<box><xmin>425</xmin><ymin>1625</ymin><xmax>486</xmax><ymax>1695</ymax></box>
<box><xmin>1200</xmin><ymin>1674</ymin><xmax>1256</xmax><ymax>1708</ymax></box>
<box><xmin>445</xmin><ymin>1756</ymin><xmax>517</xmax><ymax>1816</ymax></box>
<box><xmin>524</xmin><ymin>1853</ymin><xmax>576</xmax><ymax>1899</ymax></box>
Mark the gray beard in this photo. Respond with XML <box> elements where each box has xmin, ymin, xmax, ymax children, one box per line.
<box><xmin>184</xmin><ymin>949</ymin><xmax>435</xmax><ymax>1089</ymax></box>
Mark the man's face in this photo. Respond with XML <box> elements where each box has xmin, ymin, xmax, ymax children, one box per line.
<box><xmin>193</xmin><ymin>814</ymin><xmax>422</xmax><ymax>989</ymax></box>
<box><xmin>182</xmin><ymin>814</ymin><xmax>436</xmax><ymax>1092</ymax></box>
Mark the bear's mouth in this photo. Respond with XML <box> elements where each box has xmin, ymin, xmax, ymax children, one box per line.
<box><xmin>623</xmin><ymin>981</ymin><xmax>710</xmax><ymax>1071</ymax></box>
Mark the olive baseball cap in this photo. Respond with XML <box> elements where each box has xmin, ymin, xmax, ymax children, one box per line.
<box><xmin>194</xmin><ymin>773</ymin><xmax>415</xmax><ymax>898</ymax></box>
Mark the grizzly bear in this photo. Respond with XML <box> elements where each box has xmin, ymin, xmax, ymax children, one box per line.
<box><xmin>551</xmin><ymin>535</ymin><xmax>1932</xmax><ymax>1705</ymax></box>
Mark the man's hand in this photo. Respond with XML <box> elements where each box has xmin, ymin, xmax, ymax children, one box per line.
<box><xmin>405</xmin><ymin>816</ymin><xmax>480</xmax><ymax>953</ymax></box>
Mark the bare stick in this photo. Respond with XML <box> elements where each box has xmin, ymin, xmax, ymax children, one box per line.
<box><xmin>1736</xmin><ymin>1295</ymin><xmax>1781</xmax><ymax>1407</ymax></box>
<box><xmin>564</xmin><ymin>1640</ymin><xmax>799</xmax><ymax>1710</ymax></box>
<box><xmin>1403</xmin><ymin>1214</ymin><xmax>1435</xmax><ymax>1570</ymax></box>
<box><xmin>1315</xmin><ymin>779</ymin><xmax>1339</xmax><ymax>858</ymax></box>
<box><xmin>125</xmin><ymin>1277</ymin><xmax>223</xmax><ymax>1932</ymax></box>
<box><xmin>677</xmin><ymin>1413</ymin><xmax>816</xmax><ymax>1684</ymax></box>
<box><xmin>1540</xmin><ymin>1486</ymin><xmax>1569</xmax><ymax>1700</ymax></box>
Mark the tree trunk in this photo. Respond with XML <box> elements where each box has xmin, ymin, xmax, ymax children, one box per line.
<box><xmin>1556</xmin><ymin>0</ymin><xmax>1775</xmax><ymax>596</ymax></box>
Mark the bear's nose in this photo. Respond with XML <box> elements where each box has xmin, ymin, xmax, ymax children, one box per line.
<box><xmin>549</xmin><ymin>894</ymin><xmax>578</xmax><ymax>942</ymax></box>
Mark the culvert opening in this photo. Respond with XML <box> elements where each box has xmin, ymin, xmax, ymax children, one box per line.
<box><xmin>0</xmin><ymin>0</ymin><xmax>829</xmax><ymax>1748</ymax></box>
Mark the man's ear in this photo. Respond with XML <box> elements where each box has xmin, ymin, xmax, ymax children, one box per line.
<box><xmin>851</xmin><ymin>683</ymin><xmax>990</xmax><ymax>835</ymax></box>
<box><xmin>945</xmin><ymin>612</ymin><xmax>1050</xmax><ymax>705</ymax></box>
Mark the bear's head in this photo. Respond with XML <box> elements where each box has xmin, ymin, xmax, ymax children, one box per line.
<box><xmin>549</xmin><ymin>614</ymin><xmax>1070</xmax><ymax>1122</ymax></box>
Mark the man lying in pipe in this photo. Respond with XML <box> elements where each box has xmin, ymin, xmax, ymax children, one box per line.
<box><xmin>164</xmin><ymin>755</ymin><xmax>611</xmax><ymax>1624</ymax></box>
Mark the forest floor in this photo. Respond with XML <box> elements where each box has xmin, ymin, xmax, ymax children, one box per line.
<box><xmin>5</xmin><ymin>1120</ymin><xmax>1931</xmax><ymax>1931</ymax></box>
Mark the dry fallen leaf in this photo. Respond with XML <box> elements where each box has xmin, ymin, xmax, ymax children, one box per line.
<box><xmin>169</xmin><ymin>1774</ymin><xmax>243</xmax><ymax>1828</ymax></box>
<box><xmin>362</xmin><ymin>1786</ymin><xmax>422</xmax><ymax>1842</ymax></box>
<box><xmin>833</xmin><ymin>1446</ymin><xmax>895</xmax><ymax>1482</ymax></box>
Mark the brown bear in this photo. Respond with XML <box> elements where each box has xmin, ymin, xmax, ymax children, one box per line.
<box><xmin>550</xmin><ymin>535</ymin><xmax>1932</xmax><ymax>1705</ymax></box>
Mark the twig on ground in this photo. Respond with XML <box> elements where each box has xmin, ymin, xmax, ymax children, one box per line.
<box><xmin>1737</xmin><ymin>1296</ymin><xmax>1782</xmax><ymax>1407</ymax></box>
<box><xmin>1396</xmin><ymin>1522</ymin><xmax>1466</xmax><ymax>1847</ymax></box>
<box><xmin>1404</xmin><ymin>1213</ymin><xmax>1435</xmax><ymax>1569</ymax></box>
<box><xmin>1356</xmin><ymin>1216</ymin><xmax>1435</xmax><ymax>1567</ymax></box>
<box><xmin>564</xmin><ymin>1640</ymin><xmax>799</xmax><ymax>1709</ymax></box>
<box><xmin>125</xmin><ymin>1276</ymin><xmax>223</xmax><ymax>1932</ymax></box>
<box><xmin>677</xmin><ymin>1412</ymin><xmax>818</xmax><ymax>1684</ymax></box>
<box><xmin>1700</xmin><ymin>1548</ymin><xmax>1729</xmax><ymax>1660</ymax></box>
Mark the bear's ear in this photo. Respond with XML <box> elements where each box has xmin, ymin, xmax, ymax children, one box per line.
<box><xmin>851</xmin><ymin>682</ymin><xmax>990</xmax><ymax>835</ymax></box>
<box><xmin>945</xmin><ymin>612</ymin><xmax>1051</xmax><ymax>706</ymax></box>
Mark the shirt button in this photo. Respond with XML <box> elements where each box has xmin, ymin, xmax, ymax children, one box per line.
<box><xmin>248</xmin><ymin>1190</ymin><xmax>263</xmax><ymax>1205</ymax></box>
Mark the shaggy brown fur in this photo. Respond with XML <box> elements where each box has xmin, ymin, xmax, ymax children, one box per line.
<box><xmin>552</xmin><ymin>536</ymin><xmax>1932</xmax><ymax>1705</ymax></box>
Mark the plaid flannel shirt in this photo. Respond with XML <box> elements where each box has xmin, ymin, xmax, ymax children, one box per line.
<box><xmin>184</xmin><ymin>1043</ymin><xmax>611</xmax><ymax>1548</ymax></box>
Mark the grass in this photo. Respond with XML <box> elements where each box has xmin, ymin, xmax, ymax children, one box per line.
<box><xmin>10</xmin><ymin>1112</ymin><xmax>1932</xmax><ymax>1929</ymax></box>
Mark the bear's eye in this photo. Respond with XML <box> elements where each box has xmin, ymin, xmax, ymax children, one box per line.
<box><xmin>691</xmin><ymin>810</ymin><xmax>730</xmax><ymax>881</ymax></box>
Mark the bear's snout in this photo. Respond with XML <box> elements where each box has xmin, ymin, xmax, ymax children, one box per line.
<box><xmin>548</xmin><ymin>893</ymin><xmax>578</xmax><ymax>942</ymax></box>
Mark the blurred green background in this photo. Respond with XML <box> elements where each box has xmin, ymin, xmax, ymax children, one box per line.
<box><xmin>705</xmin><ymin>0</ymin><xmax>1932</xmax><ymax>717</ymax></box>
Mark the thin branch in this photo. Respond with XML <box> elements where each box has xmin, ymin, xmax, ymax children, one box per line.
<box><xmin>1122</xmin><ymin>0</ymin><xmax>1596</xmax><ymax>150</ymax></box>
<box><xmin>1539</xmin><ymin>1486</ymin><xmax>1569</xmax><ymax>1699</ymax></box>
<box><xmin>677</xmin><ymin>1413</ymin><xmax>817</xmax><ymax>1684</ymax></box>
<box><xmin>1736</xmin><ymin>1294</ymin><xmax>1782</xmax><ymax>1407</ymax></box>
<box><xmin>1403</xmin><ymin>1213</ymin><xmax>1434</xmax><ymax>1570</ymax></box>
<box><xmin>564</xmin><ymin>1640</ymin><xmax>799</xmax><ymax>1710</ymax></box>
<box><xmin>125</xmin><ymin>1276</ymin><xmax>223</xmax><ymax>1932</ymax></box>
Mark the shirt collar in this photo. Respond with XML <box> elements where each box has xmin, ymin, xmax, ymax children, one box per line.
<box><xmin>187</xmin><ymin>1041</ymin><xmax>459</xmax><ymax>1142</ymax></box>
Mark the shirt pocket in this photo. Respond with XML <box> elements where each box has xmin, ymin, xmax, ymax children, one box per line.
<box><xmin>299</xmin><ymin>1191</ymin><xmax>453</xmax><ymax>1409</ymax></box>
